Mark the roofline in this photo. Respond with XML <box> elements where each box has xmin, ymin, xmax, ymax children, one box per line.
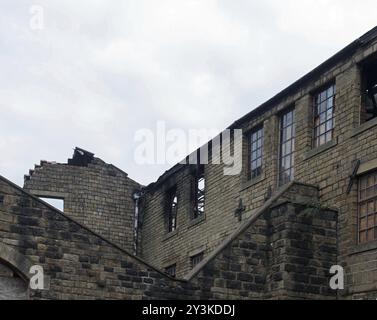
<box><xmin>228</xmin><ymin>26</ymin><xmax>377</xmax><ymax>129</ymax></box>
<box><xmin>147</xmin><ymin>26</ymin><xmax>377</xmax><ymax>189</ymax></box>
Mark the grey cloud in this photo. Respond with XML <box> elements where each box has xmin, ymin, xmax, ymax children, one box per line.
<box><xmin>0</xmin><ymin>0</ymin><xmax>376</xmax><ymax>186</ymax></box>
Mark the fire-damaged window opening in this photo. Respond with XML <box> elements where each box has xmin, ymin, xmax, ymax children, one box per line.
<box><xmin>360</xmin><ymin>59</ymin><xmax>377</xmax><ymax>123</ymax></box>
<box><xmin>192</xmin><ymin>165</ymin><xmax>205</xmax><ymax>220</ymax></box>
<box><xmin>248</xmin><ymin>126</ymin><xmax>264</xmax><ymax>180</ymax></box>
<box><xmin>166</xmin><ymin>186</ymin><xmax>178</xmax><ymax>233</ymax></box>
<box><xmin>313</xmin><ymin>84</ymin><xmax>336</xmax><ymax>148</ymax></box>
<box><xmin>39</xmin><ymin>197</ymin><xmax>64</xmax><ymax>212</ymax></box>
<box><xmin>190</xmin><ymin>252</ymin><xmax>204</xmax><ymax>269</ymax></box>
<box><xmin>164</xmin><ymin>264</ymin><xmax>176</xmax><ymax>278</ymax></box>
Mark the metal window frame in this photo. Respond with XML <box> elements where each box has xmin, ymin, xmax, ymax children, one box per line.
<box><xmin>313</xmin><ymin>84</ymin><xmax>336</xmax><ymax>148</ymax></box>
<box><xmin>358</xmin><ymin>171</ymin><xmax>377</xmax><ymax>244</ymax></box>
<box><xmin>167</xmin><ymin>187</ymin><xmax>178</xmax><ymax>233</ymax></box>
<box><xmin>278</xmin><ymin>107</ymin><xmax>296</xmax><ymax>186</ymax></box>
<box><xmin>248</xmin><ymin>126</ymin><xmax>264</xmax><ymax>180</ymax></box>
<box><xmin>164</xmin><ymin>264</ymin><xmax>177</xmax><ymax>278</ymax></box>
<box><xmin>190</xmin><ymin>252</ymin><xmax>204</xmax><ymax>269</ymax></box>
<box><xmin>193</xmin><ymin>165</ymin><xmax>205</xmax><ymax>220</ymax></box>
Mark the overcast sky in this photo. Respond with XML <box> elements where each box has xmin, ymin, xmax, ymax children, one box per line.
<box><xmin>1</xmin><ymin>0</ymin><xmax>376</xmax><ymax>187</ymax></box>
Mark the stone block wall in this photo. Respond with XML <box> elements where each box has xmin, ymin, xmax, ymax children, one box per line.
<box><xmin>184</xmin><ymin>182</ymin><xmax>338</xmax><ymax>300</ymax></box>
<box><xmin>140</xmin><ymin>162</ymin><xmax>243</xmax><ymax>278</ymax></box>
<box><xmin>9</xmin><ymin>28</ymin><xmax>377</xmax><ymax>299</ymax></box>
<box><xmin>139</xmin><ymin>29</ymin><xmax>377</xmax><ymax>299</ymax></box>
<box><xmin>0</xmin><ymin>175</ymin><xmax>338</xmax><ymax>300</ymax></box>
<box><xmin>1</xmin><ymin>176</ymin><xmax>197</xmax><ymax>300</ymax></box>
<box><xmin>23</xmin><ymin>150</ymin><xmax>141</xmax><ymax>253</ymax></box>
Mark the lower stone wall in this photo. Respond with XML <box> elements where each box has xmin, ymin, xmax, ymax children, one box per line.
<box><xmin>1</xmin><ymin>176</ymin><xmax>195</xmax><ymax>300</ymax></box>
<box><xmin>188</xmin><ymin>190</ymin><xmax>338</xmax><ymax>300</ymax></box>
<box><xmin>0</xmin><ymin>176</ymin><xmax>338</xmax><ymax>300</ymax></box>
<box><xmin>266</xmin><ymin>201</ymin><xmax>338</xmax><ymax>299</ymax></box>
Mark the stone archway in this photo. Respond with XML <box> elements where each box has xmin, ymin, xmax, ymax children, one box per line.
<box><xmin>0</xmin><ymin>242</ymin><xmax>32</xmax><ymax>300</ymax></box>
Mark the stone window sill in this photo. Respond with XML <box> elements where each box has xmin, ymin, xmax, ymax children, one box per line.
<box><xmin>303</xmin><ymin>138</ymin><xmax>338</xmax><ymax>161</ymax></box>
<box><xmin>349</xmin><ymin>240</ymin><xmax>377</xmax><ymax>256</ymax></box>
<box><xmin>188</xmin><ymin>215</ymin><xmax>206</xmax><ymax>229</ymax></box>
<box><xmin>350</xmin><ymin>117</ymin><xmax>377</xmax><ymax>138</ymax></box>
<box><xmin>162</xmin><ymin>229</ymin><xmax>179</xmax><ymax>242</ymax></box>
<box><xmin>240</xmin><ymin>174</ymin><xmax>266</xmax><ymax>192</ymax></box>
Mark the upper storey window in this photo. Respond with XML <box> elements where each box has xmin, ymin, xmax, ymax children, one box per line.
<box><xmin>192</xmin><ymin>165</ymin><xmax>205</xmax><ymax>220</ymax></box>
<box><xmin>313</xmin><ymin>84</ymin><xmax>336</xmax><ymax>148</ymax></box>
<box><xmin>361</xmin><ymin>59</ymin><xmax>377</xmax><ymax>123</ymax></box>
<box><xmin>279</xmin><ymin>108</ymin><xmax>296</xmax><ymax>186</ymax></box>
<box><xmin>166</xmin><ymin>187</ymin><xmax>178</xmax><ymax>233</ymax></box>
<box><xmin>248</xmin><ymin>127</ymin><xmax>264</xmax><ymax>180</ymax></box>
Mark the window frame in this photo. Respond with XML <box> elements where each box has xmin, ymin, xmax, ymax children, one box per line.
<box><xmin>313</xmin><ymin>84</ymin><xmax>336</xmax><ymax>149</ymax></box>
<box><xmin>190</xmin><ymin>252</ymin><xmax>204</xmax><ymax>269</ymax></box>
<box><xmin>192</xmin><ymin>165</ymin><xmax>205</xmax><ymax>220</ymax></box>
<box><xmin>358</xmin><ymin>171</ymin><xmax>377</xmax><ymax>244</ymax></box>
<box><xmin>248</xmin><ymin>126</ymin><xmax>264</xmax><ymax>180</ymax></box>
<box><xmin>164</xmin><ymin>264</ymin><xmax>177</xmax><ymax>278</ymax></box>
<box><xmin>359</xmin><ymin>56</ymin><xmax>377</xmax><ymax>124</ymax></box>
<box><xmin>278</xmin><ymin>107</ymin><xmax>296</xmax><ymax>186</ymax></box>
<box><xmin>166</xmin><ymin>186</ymin><xmax>178</xmax><ymax>233</ymax></box>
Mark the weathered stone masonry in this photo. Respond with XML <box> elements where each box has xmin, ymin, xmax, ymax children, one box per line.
<box><xmin>2</xmin><ymin>27</ymin><xmax>377</xmax><ymax>299</ymax></box>
<box><xmin>0</xmin><ymin>176</ymin><xmax>336</xmax><ymax>299</ymax></box>
<box><xmin>23</xmin><ymin>148</ymin><xmax>140</xmax><ymax>253</ymax></box>
<box><xmin>139</xmin><ymin>26</ymin><xmax>377</xmax><ymax>299</ymax></box>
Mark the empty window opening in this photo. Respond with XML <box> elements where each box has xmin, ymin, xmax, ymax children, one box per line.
<box><xmin>191</xmin><ymin>252</ymin><xmax>204</xmax><ymax>269</ymax></box>
<box><xmin>361</xmin><ymin>60</ymin><xmax>377</xmax><ymax>123</ymax></box>
<box><xmin>166</xmin><ymin>187</ymin><xmax>178</xmax><ymax>233</ymax></box>
<box><xmin>192</xmin><ymin>165</ymin><xmax>205</xmax><ymax>220</ymax></box>
<box><xmin>279</xmin><ymin>108</ymin><xmax>296</xmax><ymax>186</ymax></box>
<box><xmin>248</xmin><ymin>127</ymin><xmax>264</xmax><ymax>180</ymax></box>
<box><xmin>313</xmin><ymin>84</ymin><xmax>335</xmax><ymax>148</ymax></box>
<box><xmin>358</xmin><ymin>171</ymin><xmax>377</xmax><ymax>244</ymax></box>
<box><xmin>164</xmin><ymin>264</ymin><xmax>176</xmax><ymax>278</ymax></box>
<box><xmin>39</xmin><ymin>198</ymin><xmax>64</xmax><ymax>212</ymax></box>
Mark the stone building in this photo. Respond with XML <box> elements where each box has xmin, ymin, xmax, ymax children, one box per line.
<box><xmin>1</xmin><ymin>27</ymin><xmax>377</xmax><ymax>299</ymax></box>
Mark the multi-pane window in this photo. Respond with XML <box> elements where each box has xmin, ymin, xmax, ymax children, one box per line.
<box><xmin>249</xmin><ymin>127</ymin><xmax>264</xmax><ymax>179</ymax></box>
<box><xmin>165</xmin><ymin>264</ymin><xmax>176</xmax><ymax>278</ymax></box>
<box><xmin>193</xmin><ymin>166</ymin><xmax>205</xmax><ymax>219</ymax></box>
<box><xmin>279</xmin><ymin>108</ymin><xmax>296</xmax><ymax>186</ymax></box>
<box><xmin>358</xmin><ymin>172</ymin><xmax>377</xmax><ymax>244</ymax></box>
<box><xmin>191</xmin><ymin>252</ymin><xmax>204</xmax><ymax>269</ymax></box>
<box><xmin>313</xmin><ymin>84</ymin><xmax>335</xmax><ymax>148</ymax></box>
<box><xmin>167</xmin><ymin>187</ymin><xmax>178</xmax><ymax>233</ymax></box>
